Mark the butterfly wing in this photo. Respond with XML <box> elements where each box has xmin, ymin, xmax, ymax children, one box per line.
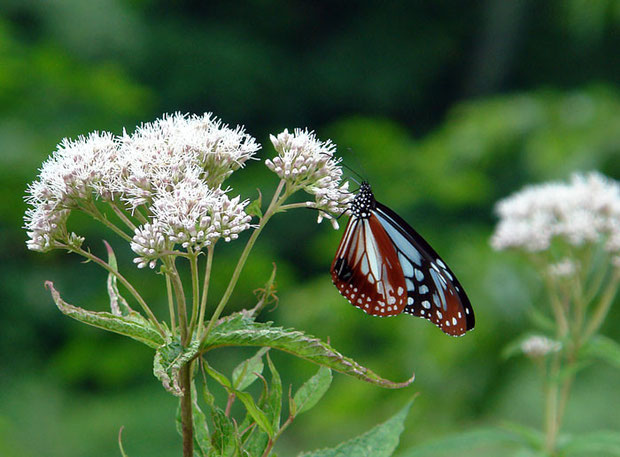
<box><xmin>331</xmin><ymin>214</ymin><xmax>408</xmax><ymax>317</ymax></box>
<box><xmin>373</xmin><ymin>201</ymin><xmax>475</xmax><ymax>336</ymax></box>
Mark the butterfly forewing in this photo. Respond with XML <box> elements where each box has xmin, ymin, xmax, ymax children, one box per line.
<box><xmin>331</xmin><ymin>215</ymin><xmax>408</xmax><ymax>317</ymax></box>
<box><xmin>374</xmin><ymin>201</ymin><xmax>475</xmax><ymax>336</ymax></box>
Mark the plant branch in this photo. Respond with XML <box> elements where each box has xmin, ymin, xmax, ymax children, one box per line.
<box><xmin>61</xmin><ymin>243</ymin><xmax>165</xmax><ymax>337</ymax></box>
<box><xmin>196</xmin><ymin>245</ymin><xmax>215</xmax><ymax>338</ymax></box>
<box><xmin>200</xmin><ymin>179</ymin><xmax>288</xmax><ymax>346</ymax></box>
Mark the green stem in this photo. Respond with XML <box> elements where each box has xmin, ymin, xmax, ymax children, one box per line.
<box><xmin>544</xmin><ymin>351</ymin><xmax>561</xmax><ymax>455</ymax></box>
<box><xmin>62</xmin><ymin>244</ymin><xmax>165</xmax><ymax>338</ymax></box>
<box><xmin>166</xmin><ymin>273</ymin><xmax>177</xmax><ymax>333</ymax></box>
<box><xmin>582</xmin><ymin>269</ymin><xmax>620</xmax><ymax>342</ymax></box>
<box><xmin>82</xmin><ymin>202</ymin><xmax>133</xmax><ymax>243</ymax></box>
<box><xmin>109</xmin><ymin>201</ymin><xmax>138</xmax><ymax>232</ymax></box>
<box><xmin>200</xmin><ymin>180</ymin><xmax>288</xmax><ymax>345</ymax></box>
<box><xmin>167</xmin><ymin>257</ymin><xmax>189</xmax><ymax>344</ymax></box>
<box><xmin>196</xmin><ymin>245</ymin><xmax>215</xmax><ymax>338</ymax></box>
<box><xmin>188</xmin><ymin>251</ymin><xmax>200</xmax><ymax>336</ymax></box>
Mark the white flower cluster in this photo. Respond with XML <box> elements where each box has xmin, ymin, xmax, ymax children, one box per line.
<box><xmin>117</xmin><ymin>113</ymin><xmax>259</xmax><ymax>211</ymax></box>
<box><xmin>491</xmin><ymin>172</ymin><xmax>620</xmax><ymax>262</ymax></box>
<box><xmin>25</xmin><ymin>113</ymin><xmax>258</xmax><ymax>261</ymax></box>
<box><xmin>520</xmin><ymin>335</ymin><xmax>561</xmax><ymax>357</ymax></box>
<box><xmin>131</xmin><ymin>179</ymin><xmax>252</xmax><ymax>268</ymax></box>
<box><xmin>25</xmin><ymin>132</ymin><xmax>119</xmax><ymax>251</ymax></box>
<box><xmin>266</xmin><ymin>129</ymin><xmax>352</xmax><ymax>225</ymax></box>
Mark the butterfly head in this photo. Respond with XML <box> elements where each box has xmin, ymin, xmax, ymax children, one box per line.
<box><xmin>350</xmin><ymin>181</ymin><xmax>375</xmax><ymax>219</ymax></box>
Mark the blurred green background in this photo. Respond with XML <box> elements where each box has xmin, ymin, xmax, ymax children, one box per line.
<box><xmin>1</xmin><ymin>1</ymin><xmax>620</xmax><ymax>456</ymax></box>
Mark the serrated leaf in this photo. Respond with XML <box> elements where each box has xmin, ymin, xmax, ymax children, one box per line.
<box><xmin>211</xmin><ymin>406</ymin><xmax>236</xmax><ymax>456</ymax></box>
<box><xmin>560</xmin><ymin>430</ymin><xmax>620</xmax><ymax>456</ymax></box>
<box><xmin>233</xmin><ymin>347</ymin><xmax>269</xmax><ymax>391</ymax></box>
<box><xmin>293</xmin><ymin>366</ymin><xmax>332</xmax><ymax>416</ymax></box>
<box><xmin>581</xmin><ymin>335</ymin><xmax>620</xmax><ymax>369</ymax></box>
<box><xmin>104</xmin><ymin>240</ymin><xmax>133</xmax><ymax>317</ymax></box>
<box><xmin>202</xmin><ymin>312</ymin><xmax>415</xmax><ymax>389</ymax></box>
<box><xmin>398</xmin><ymin>427</ymin><xmax>521</xmax><ymax>456</ymax></box>
<box><xmin>46</xmin><ymin>281</ymin><xmax>165</xmax><ymax>348</ymax></box>
<box><xmin>154</xmin><ymin>339</ymin><xmax>201</xmax><ymax>396</ymax></box>
<box><xmin>299</xmin><ymin>399</ymin><xmax>414</xmax><ymax>457</ymax></box>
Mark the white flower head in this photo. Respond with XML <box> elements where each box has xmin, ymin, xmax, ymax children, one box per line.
<box><xmin>266</xmin><ymin>128</ymin><xmax>353</xmax><ymax>224</ymax></box>
<box><xmin>24</xmin><ymin>132</ymin><xmax>119</xmax><ymax>251</ymax></box>
<box><xmin>118</xmin><ymin>112</ymin><xmax>260</xmax><ymax>211</ymax></box>
<box><xmin>521</xmin><ymin>335</ymin><xmax>561</xmax><ymax>357</ymax></box>
<box><xmin>131</xmin><ymin>178</ymin><xmax>252</xmax><ymax>268</ymax></box>
<box><xmin>491</xmin><ymin>172</ymin><xmax>620</xmax><ymax>255</ymax></box>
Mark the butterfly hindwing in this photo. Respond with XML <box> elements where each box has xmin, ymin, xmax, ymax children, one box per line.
<box><xmin>374</xmin><ymin>201</ymin><xmax>475</xmax><ymax>336</ymax></box>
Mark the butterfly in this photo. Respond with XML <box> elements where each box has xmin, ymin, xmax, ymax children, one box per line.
<box><xmin>331</xmin><ymin>182</ymin><xmax>475</xmax><ymax>336</ymax></box>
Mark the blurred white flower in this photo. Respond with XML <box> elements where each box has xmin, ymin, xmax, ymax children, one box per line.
<box><xmin>521</xmin><ymin>335</ymin><xmax>561</xmax><ymax>357</ymax></box>
<box><xmin>131</xmin><ymin>178</ymin><xmax>252</xmax><ymax>268</ymax></box>
<box><xmin>266</xmin><ymin>129</ymin><xmax>352</xmax><ymax>224</ymax></box>
<box><xmin>548</xmin><ymin>258</ymin><xmax>577</xmax><ymax>277</ymax></box>
<box><xmin>491</xmin><ymin>172</ymin><xmax>620</xmax><ymax>255</ymax></box>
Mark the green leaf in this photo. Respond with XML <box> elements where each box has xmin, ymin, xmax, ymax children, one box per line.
<box><xmin>560</xmin><ymin>430</ymin><xmax>620</xmax><ymax>456</ymax></box>
<box><xmin>236</xmin><ymin>391</ymin><xmax>274</xmax><ymax>438</ymax></box>
<box><xmin>246</xmin><ymin>193</ymin><xmax>263</xmax><ymax>218</ymax></box>
<box><xmin>292</xmin><ymin>366</ymin><xmax>332</xmax><ymax>416</ymax></box>
<box><xmin>153</xmin><ymin>339</ymin><xmax>201</xmax><ymax>396</ymax></box>
<box><xmin>582</xmin><ymin>335</ymin><xmax>620</xmax><ymax>369</ymax></box>
<box><xmin>265</xmin><ymin>353</ymin><xmax>282</xmax><ymax>430</ymax></box>
<box><xmin>399</xmin><ymin>427</ymin><xmax>521</xmax><ymax>456</ymax></box>
<box><xmin>202</xmin><ymin>312</ymin><xmax>415</xmax><ymax>389</ymax></box>
<box><xmin>46</xmin><ymin>281</ymin><xmax>165</xmax><ymax>348</ymax></box>
<box><xmin>210</xmin><ymin>406</ymin><xmax>236</xmax><ymax>456</ymax></box>
<box><xmin>190</xmin><ymin>382</ymin><xmax>212</xmax><ymax>457</ymax></box>
<box><xmin>233</xmin><ymin>347</ymin><xmax>269</xmax><ymax>391</ymax></box>
<box><xmin>501</xmin><ymin>421</ymin><xmax>545</xmax><ymax>451</ymax></box>
<box><xmin>299</xmin><ymin>399</ymin><xmax>414</xmax><ymax>457</ymax></box>
<box><xmin>203</xmin><ymin>361</ymin><xmax>275</xmax><ymax>438</ymax></box>
<box><xmin>104</xmin><ymin>240</ymin><xmax>133</xmax><ymax>317</ymax></box>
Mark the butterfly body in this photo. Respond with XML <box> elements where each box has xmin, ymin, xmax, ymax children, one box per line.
<box><xmin>331</xmin><ymin>182</ymin><xmax>475</xmax><ymax>336</ymax></box>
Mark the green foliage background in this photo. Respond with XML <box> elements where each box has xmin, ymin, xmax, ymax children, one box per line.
<box><xmin>1</xmin><ymin>1</ymin><xmax>619</xmax><ymax>455</ymax></box>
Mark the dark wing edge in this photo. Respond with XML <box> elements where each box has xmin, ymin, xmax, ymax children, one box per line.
<box><xmin>374</xmin><ymin>201</ymin><xmax>475</xmax><ymax>334</ymax></box>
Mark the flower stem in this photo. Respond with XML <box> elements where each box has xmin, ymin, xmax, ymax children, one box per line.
<box><xmin>166</xmin><ymin>273</ymin><xmax>177</xmax><ymax>333</ymax></box>
<box><xmin>200</xmin><ymin>179</ymin><xmax>287</xmax><ymax>345</ymax></box>
<box><xmin>166</xmin><ymin>257</ymin><xmax>189</xmax><ymax>344</ymax></box>
<box><xmin>582</xmin><ymin>269</ymin><xmax>620</xmax><ymax>342</ymax></box>
<box><xmin>196</xmin><ymin>245</ymin><xmax>215</xmax><ymax>338</ymax></box>
<box><xmin>188</xmin><ymin>251</ymin><xmax>200</xmax><ymax>336</ymax></box>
